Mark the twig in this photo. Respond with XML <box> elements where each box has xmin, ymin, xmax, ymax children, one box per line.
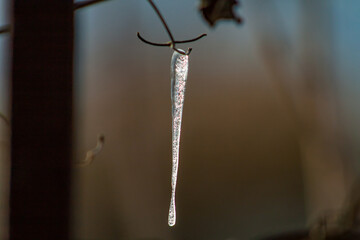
<box><xmin>74</xmin><ymin>0</ymin><xmax>109</xmax><ymax>10</ymax></box>
<box><xmin>137</xmin><ymin>32</ymin><xmax>171</xmax><ymax>47</ymax></box>
<box><xmin>148</xmin><ymin>0</ymin><xmax>175</xmax><ymax>44</ymax></box>
<box><xmin>137</xmin><ymin>32</ymin><xmax>207</xmax><ymax>47</ymax></box>
<box><xmin>137</xmin><ymin>0</ymin><xmax>206</xmax><ymax>55</ymax></box>
<box><xmin>175</xmin><ymin>34</ymin><xmax>207</xmax><ymax>44</ymax></box>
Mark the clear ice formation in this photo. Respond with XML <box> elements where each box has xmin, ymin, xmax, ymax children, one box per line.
<box><xmin>168</xmin><ymin>50</ymin><xmax>189</xmax><ymax>227</ymax></box>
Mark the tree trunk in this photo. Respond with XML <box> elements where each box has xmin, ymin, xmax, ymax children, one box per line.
<box><xmin>10</xmin><ymin>1</ymin><xmax>73</xmax><ymax>239</ymax></box>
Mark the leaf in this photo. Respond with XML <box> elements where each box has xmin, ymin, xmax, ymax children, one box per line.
<box><xmin>200</xmin><ymin>0</ymin><xmax>243</xmax><ymax>26</ymax></box>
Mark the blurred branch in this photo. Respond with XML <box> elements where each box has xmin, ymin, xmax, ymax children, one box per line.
<box><xmin>336</xmin><ymin>177</ymin><xmax>360</xmax><ymax>232</ymax></box>
<box><xmin>74</xmin><ymin>0</ymin><xmax>109</xmax><ymax>10</ymax></box>
<box><xmin>0</xmin><ymin>112</ymin><xmax>9</xmax><ymax>126</ymax></box>
<box><xmin>0</xmin><ymin>0</ymin><xmax>109</xmax><ymax>33</ymax></box>
<box><xmin>0</xmin><ymin>25</ymin><xmax>10</xmax><ymax>34</ymax></box>
<box><xmin>309</xmin><ymin>178</ymin><xmax>360</xmax><ymax>239</ymax></box>
<box><xmin>249</xmin><ymin>2</ymin><xmax>301</xmax><ymax>132</ymax></box>
<box><xmin>251</xmin><ymin>1</ymin><xmax>349</xmax><ymax>225</ymax></box>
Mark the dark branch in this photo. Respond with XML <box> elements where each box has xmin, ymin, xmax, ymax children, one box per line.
<box><xmin>0</xmin><ymin>25</ymin><xmax>10</xmax><ymax>34</ymax></box>
<box><xmin>0</xmin><ymin>1</ymin><xmax>110</xmax><ymax>33</ymax></box>
<box><xmin>137</xmin><ymin>32</ymin><xmax>207</xmax><ymax>47</ymax></box>
<box><xmin>147</xmin><ymin>0</ymin><xmax>175</xmax><ymax>44</ymax></box>
<box><xmin>74</xmin><ymin>0</ymin><xmax>108</xmax><ymax>10</ymax></box>
<box><xmin>137</xmin><ymin>0</ymin><xmax>206</xmax><ymax>55</ymax></box>
<box><xmin>174</xmin><ymin>34</ymin><xmax>207</xmax><ymax>44</ymax></box>
<box><xmin>137</xmin><ymin>32</ymin><xmax>171</xmax><ymax>47</ymax></box>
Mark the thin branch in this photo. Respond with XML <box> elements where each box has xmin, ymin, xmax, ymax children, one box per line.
<box><xmin>137</xmin><ymin>0</ymin><xmax>206</xmax><ymax>55</ymax></box>
<box><xmin>0</xmin><ymin>25</ymin><xmax>10</xmax><ymax>34</ymax></box>
<box><xmin>175</xmin><ymin>34</ymin><xmax>207</xmax><ymax>44</ymax></box>
<box><xmin>137</xmin><ymin>32</ymin><xmax>171</xmax><ymax>47</ymax></box>
<box><xmin>147</xmin><ymin>0</ymin><xmax>175</xmax><ymax>44</ymax></box>
<box><xmin>74</xmin><ymin>0</ymin><xmax>109</xmax><ymax>10</ymax></box>
<box><xmin>137</xmin><ymin>32</ymin><xmax>207</xmax><ymax>47</ymax></box>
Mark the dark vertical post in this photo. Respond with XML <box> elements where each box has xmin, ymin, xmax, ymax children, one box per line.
<box><xmin>10</xmin><ymin>1</ymin><xmax>73</xmax><ymax>239</ymax></box>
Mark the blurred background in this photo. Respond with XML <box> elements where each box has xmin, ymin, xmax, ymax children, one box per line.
<box><xmin>0</xmin><ymin>0</ymin><xmax>9</xmax><ymax>238</ymax></box>
<box><xmin>2</xmin><ymin>0</ymin><xmax>360</xmax><ymax>239</ymax></box>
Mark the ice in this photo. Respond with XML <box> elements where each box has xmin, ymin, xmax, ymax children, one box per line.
<box><xmin>168</xmin><ymin>50</ymin><xmax>189</xmax><ymax>227</ymax></box>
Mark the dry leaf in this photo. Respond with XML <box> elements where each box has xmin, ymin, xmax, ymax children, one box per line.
<box><xmin>200</xmin><ymin>0</ymin><xmax>243</xmax><ymax>26</ymax></box>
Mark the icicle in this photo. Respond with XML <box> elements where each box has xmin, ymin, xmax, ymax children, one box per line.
<box><xmin>168</xmin><ymin>50</ymin><xmax>189</xmax><ymax>227</ymax></box>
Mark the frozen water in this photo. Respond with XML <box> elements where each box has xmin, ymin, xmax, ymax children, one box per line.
<box><xmin>168</xmin><ymin>50</ymin><xmax>189</xmax><ymax>227</ymax></box>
